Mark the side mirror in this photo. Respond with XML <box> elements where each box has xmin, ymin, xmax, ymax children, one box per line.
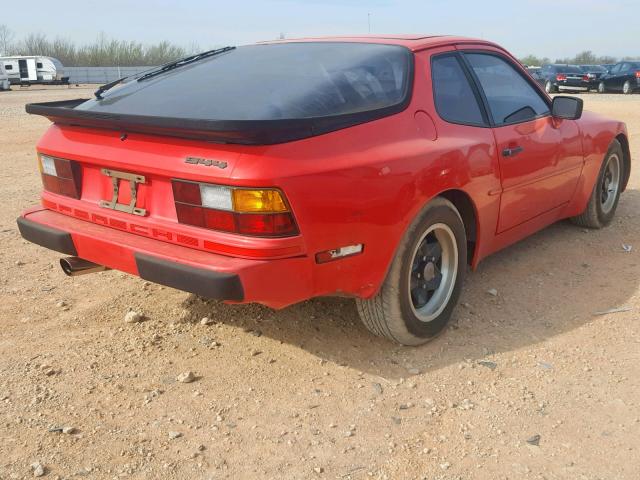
<box><xmin>551</xmin><ymin>96</ymin><xmax>583</xmax><ymax>120</ymax></box>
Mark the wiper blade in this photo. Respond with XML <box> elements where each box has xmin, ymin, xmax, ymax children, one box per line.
<box><xmin>136</xmin><ymin>46</ymin><xmax>236</xmax><ymax>82</ymax></box>
<box><xmin>93</xmin><ymin>46</ymin><xmax>236</xmax><ymax>100</ymax></box>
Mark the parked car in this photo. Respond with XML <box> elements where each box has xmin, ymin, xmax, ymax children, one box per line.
<box><xmin>526</xmin><ymin>66</ymin><xmax>544</xmax><ymax>83</ymax></box>
<box><xmin>579</xmin><ymin>64</ymin><xmax>608</xmax><ymax>90</ymax></box>
<box><xmin>538</xmin><ymin>64</ymin><xmax>590</xmax><ymax>93</ymax></box>
<box><xmin>18</xmin><ymin>36</ymin><xmax>630</xmax><ymax>345</ymax></box>
<box><xmin>597</xmin><ymin>61</ymin><xmax>640</xmax><ymax>94</ymax></box>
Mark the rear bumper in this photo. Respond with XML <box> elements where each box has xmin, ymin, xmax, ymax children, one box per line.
<box><xmin>18</xmin><ymin>208</ymin><xmax>313</xmax><ymax>308</ymax></box>
<box><xmin>558</xmin><ymin>85</ymin><xmax>589</xmax><ymax>91</ymax></box>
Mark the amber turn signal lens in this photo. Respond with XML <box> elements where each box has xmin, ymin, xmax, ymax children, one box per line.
<box><xmin>233</xmin><ymin>189</ymin><xmax>288</xmax><ymax>213</ymax></box>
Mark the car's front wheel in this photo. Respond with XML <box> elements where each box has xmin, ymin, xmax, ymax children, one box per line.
<box><xmin>356</xmin><ymin>198</ymin><xmax>466</xmax><ymax>346</ymax></box>
<box><xmin>598</xmin><ymin>82</ymin><xmax>606</xmax><ymax>93</ymax></box>
<box><xmin>571</xmin><ymin>139</ymin><xmax>625</xmax><ymax>229</ymax></box>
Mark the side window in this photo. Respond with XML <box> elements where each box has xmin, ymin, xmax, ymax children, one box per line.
<box><xmin>465</xmin><ymin>53</ymin><xmax>550</xmax><ymax>125</ymax></box>
<box><xmin>37</xmin><ymin>62</ymin><xmax>43</xmax><ymax>69</ymax></box>
<box><xmin>431</xmin><ymin>54</ymin><xmax>485</xmax><ymax>126</ymax></box>
<box><xmin>5</xmin><ymin>64</ymin><xmax>12</xmax><ymax>70</ymax></box>
<box><xmin>610</xmin><ymin>64</ymin><xmax>622</xmax><ymax>74</ymax></box>
<box><xmin>620</xmin><ymin>63</ymin><xmax>630</xmax><ymax>72</ymax></box>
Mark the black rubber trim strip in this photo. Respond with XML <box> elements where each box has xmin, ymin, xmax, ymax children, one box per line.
<box><xmin>16</xmin><ymin>216</ymin><xmax>77</xmax><ymax>256</ymax></box>
<box><xmin>135</xmin><ymin>253</ymin><xmax>244</xmax><ymax>301</ymax></box>
<box><xmin>25</xmin><ymin>92</ymin><xmax>412</xmax><ymax>145</ymax></box>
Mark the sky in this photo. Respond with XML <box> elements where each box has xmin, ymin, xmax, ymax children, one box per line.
<box><xmin>2</xmin><ymin>0</ymin><xmax>638</xmax><ymax>59</ymax></box>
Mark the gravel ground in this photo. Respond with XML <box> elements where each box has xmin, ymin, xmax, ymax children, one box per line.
<box><xmin>0</xmin><ymin>86</ymin><xmax>639</xmax><ymax>480</ymax></box>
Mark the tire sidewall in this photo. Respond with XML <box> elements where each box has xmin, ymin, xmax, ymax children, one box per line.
<box><xmin>594</xmin><ymin>142</ymin><xmax>624</xmax><ymax>226</ymax></box>
<box><xmin>623</xmin><ymin>81</ymin><xmax>632</xmax><ymax>94</ymax></box>
<box><xmin>388</xmin><ymin>200</ymin><xmax>467</xmax><ymax>341</ymax></box>
<box><xmin>598</xmin><ymin>82</ymin><xmax>605</xmax><ymax>93</ymax></box>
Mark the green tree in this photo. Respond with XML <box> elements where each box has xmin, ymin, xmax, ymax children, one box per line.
<box><xmin>519</xmin><ymin>54</ymin><xmax>550</xmax><ymax>67</ymax></box>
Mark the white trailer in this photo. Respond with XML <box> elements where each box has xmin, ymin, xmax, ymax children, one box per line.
<box><xmin>0</xmin><ymin>56</ymin><xmax>69</xmax><ymax>85</ymax></box>
<box><xmin>0</xmin><ymin>63</ymin><xmax>9</xmax><ymax>90</ymax></box>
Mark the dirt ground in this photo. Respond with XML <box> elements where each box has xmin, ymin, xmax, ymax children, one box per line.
<box><xmin>0</xmin><ymin>85</ymin><xmax>639</xmax><ymax>480</ymax></box>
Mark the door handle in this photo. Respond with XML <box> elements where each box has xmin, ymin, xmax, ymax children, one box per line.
<box><xmin>502</xmin><ymin>146</ymin><xmax>524</xmax><ymax>157</ymax></box>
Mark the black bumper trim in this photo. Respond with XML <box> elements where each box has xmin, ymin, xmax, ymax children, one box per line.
<box><xmin>135</xmin><ymin>253</ymin><xmax>244</xmax><ymax>301</ymax></box>
<box><xmin>17</xmin><ymin>216</ymin><xmax>77</xmax><ymax>256</ymax></box>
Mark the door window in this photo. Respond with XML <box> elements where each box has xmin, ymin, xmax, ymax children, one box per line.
<box><xmin>431</xmin><ymin>54</ymin><xmax>486</xmax><ymax>126</ymax></box>
<box><xmin>465</xmin><ymin>53</ymin><xmax>550</xmax><ymax>126</ymax></box>
<box><xmin>610</xmin><ymin>64</ymin><xmax>622</xmax><ymax>74</ymax></box>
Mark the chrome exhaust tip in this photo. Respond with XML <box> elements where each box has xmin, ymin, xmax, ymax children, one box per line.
<box><xmin>60</xmin><ymin>257</ymin><xmax>109</xmax><ymax>276</ymax></box>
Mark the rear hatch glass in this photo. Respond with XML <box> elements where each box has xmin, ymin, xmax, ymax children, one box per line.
<box><xmin>77</xmin><ymin>42</ymin><xmax>411</xmax><ymax>121</ymax></box>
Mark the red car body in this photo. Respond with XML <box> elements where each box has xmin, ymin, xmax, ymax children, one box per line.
<box><xmin>18</xmin><ymin>35</ymin><xmax>631</xmax><ymax>311</ymax></box>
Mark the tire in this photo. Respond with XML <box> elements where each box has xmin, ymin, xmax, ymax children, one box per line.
<box><xmin>623</xmin><ymin>81</ymin><xmax>633</xmax><ymax>94</ymax></box>
<box><xmin>356</xmin><ymin>197</ymin><xmax>467</xmax><ymax>346</ymax></box>
<box><xmin>598</xmin><ymin>82</ymin><xmax>606</xmax><ymax>93</ymax></box>
<box><xmin>571</xmin><ymin>139</ymin><xmax>625</xmax><ymax>229</ymax></box>
<box><xmin>545</xmin><ymin>81</ymin><xmax>557</xmax><ymax>94</ymax></box>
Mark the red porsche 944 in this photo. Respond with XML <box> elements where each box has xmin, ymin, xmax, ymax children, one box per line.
<box><xmin>18</xmin><ymin>36</ymin><xmax>631</xmax><ymax>345</ymax></box>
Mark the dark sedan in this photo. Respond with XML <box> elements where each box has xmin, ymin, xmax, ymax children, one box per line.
<box><xmin>579</xmin><ymin>65</ymin><xmax>607</xmax><ymax>90</ymax></box>
<box><xmin>598</xmin><ymin>61</ymin><xmax>640</xmax><ymax>94</ymax></box>
<box><xmin>538</xmin><ymin>64</ymin><xmax>590</xmax><ymax>93</ymax></box>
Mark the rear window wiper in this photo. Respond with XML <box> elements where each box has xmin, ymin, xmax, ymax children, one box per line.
<box><xmin>94</xmin><ymin>76</ymin><xmax>130</xmax><ymax>100</ymax></box>
<box><xmin>93</xmin><ymin>46</ymin><xmax>236</xmax><ymax>100</ymax></box>
<box><xmin>136</xmin><ymin>46</ymin><xmax>236</xmax><ymax>82</ymax></box>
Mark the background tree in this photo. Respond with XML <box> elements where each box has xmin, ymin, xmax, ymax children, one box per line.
<box><xmin>519</xmin><ymin>54</ymin><xmax>551</xmax><ymax>66</ymax></box>
<box><xmin>0</xmin><ymin>24</ymin><xmax>14</xmax><ymax>55</ymax></box>
<box><xmin>10</xmin><ymin>32</ymin><xmax>190</xmax><ymax>66</ymax></box>
<box><xmin>555</xmin><ymin>51</ymin><xmax>620</xmax><ymax>65</ymax></box>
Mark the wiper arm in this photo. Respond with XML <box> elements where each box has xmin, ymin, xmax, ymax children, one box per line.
<box><xmin>136</xmin><ymin>46</ymin><xmax>236</xmax><ymax>82</ymax></box>
<box><xmin>94</xmin><ymin>76</ymin><xmax>129</xmax><ymax>99</ymax></box>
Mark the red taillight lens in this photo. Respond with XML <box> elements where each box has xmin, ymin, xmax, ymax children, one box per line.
<box><xmin>204</xmin><ymin>209</ymin><xmax>236</xmax><ymax>232</ymax></box>
<box><xmin>582</xmin><ymin>75</ymin><xmax>590</xmax><ymax>82</ymax></box>
<box><xmin>172</xmin><ymin>180</ymin><xmax>202</xmax><ymax>205</ymax></box>
<box><xmin>175</xmin><ymin>203</ymin><xmax>205</xmax><ymax>227</ymax></box>
<box><xmin>236</xmin><ymin>212</ymin><xmax>297</xmax><ymax>236</ymax></box>
<box><xmin>172</xmin><ymin>179</ymin><xmax>299</xmax><ymax>237</ymax></box>
<box><xmin>38</xmin><ymin>154</ymin><xmax>81</xmax><ymax>199</ymax></box>
<box><xmin>635</xmin><ymin>71</ymin><xmax>640</xmax><ymax>79</ymax></box>
<box><xmin>556</xmin><ymin>74</ymin><xmax>567</xmax><ymax>81</ymax></box>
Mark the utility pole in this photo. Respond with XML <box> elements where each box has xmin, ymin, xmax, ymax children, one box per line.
<box><xmin>368</xmin><ymin>13</ymin><xmax>371</xmax><ymax>34</ymax></box>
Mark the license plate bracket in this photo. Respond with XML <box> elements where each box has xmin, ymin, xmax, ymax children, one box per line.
<box><xmin>98</xmin><ymin>168</ymin><xmax>147</xmax><ymax>216</ymax></box>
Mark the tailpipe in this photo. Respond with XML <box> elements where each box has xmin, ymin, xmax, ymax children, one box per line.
<box><xmin>60</xmin><ymin>257</ymin><xmax>109</xmax><ymax>276</ymax></box>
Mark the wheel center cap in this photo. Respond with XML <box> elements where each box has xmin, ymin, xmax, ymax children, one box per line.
<box><xmin>423</xmin><ymin>262</ymin><xmax>435</xmax><ymax>282</ymax></box>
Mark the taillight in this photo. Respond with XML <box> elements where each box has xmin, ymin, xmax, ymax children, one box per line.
<box><xmin>38</xmin><ymin>154</ymin><xmax>81</xmax><ymax>199</ymax></box>
<box><xmin>556</xmin><ymin>74</ymin><xmax>567</xmax><ymax>81</ymax></box>
<box><xmin>172</xmin><ymin>180</ymin><xmax>298</xmax><ymax>237</ymax></box>
<box><xmin>635</xmin><ymin>71</ymin><xmax>640</xmax><ymax>79</ymax></box>
<box><xmin>582</xmin><ymin>75</ymin><xmax>590</xmax><ymax>82</ymax></box>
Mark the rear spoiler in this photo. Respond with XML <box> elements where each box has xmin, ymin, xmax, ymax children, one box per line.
<box><xmin>25</xmin><ymin>99</ymin><xmax>406</xmax><ymax>145</ymax></box>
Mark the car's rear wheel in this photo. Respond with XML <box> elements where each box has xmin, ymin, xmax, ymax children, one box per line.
<box><xmin>623</xmin><ymin>81</ymin><xmax>633</xmax><ymax>94</ymax></box>
<box><xmin>545</xmin><ymin>81</ymin><xmax>557</xmax><ymax>94</ymax></box>
<box><xmin>571</xmin><ymin>139</ymin><xmax>624</xmax><ymax>228</ymax></box>
<box><xmin>356</xmin><ymin>198</ymin><xmax>466</xmax><ymax>346</ymax></box>
<box><xmin>598</xmin><ymin>82</ymin><xmax>606</xmax><ymax>93</ymax></box>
